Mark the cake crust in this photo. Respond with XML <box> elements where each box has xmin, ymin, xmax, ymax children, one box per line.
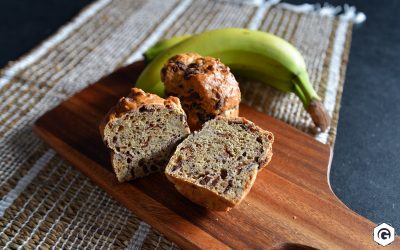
<box><xmin>166</xmin><ymin>171</ymin><xmax>257</xmax><ymax>211</ymax></box>
<box><xmin>99</xmin><ymin>88</ymin><xmax>184</xmax><ymax>140</ymax></box>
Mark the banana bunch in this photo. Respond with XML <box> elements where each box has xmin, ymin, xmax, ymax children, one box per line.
<box><xmin>137</xmin><ymin>28</ymin><xmax>330</xmax><ymax>131</ymax></box>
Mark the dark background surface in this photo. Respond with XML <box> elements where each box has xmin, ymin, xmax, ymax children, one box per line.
<box><xmin>1</xmin><ymin>0</ymin><xmax>399</xmax><ymax>231</ymax></box>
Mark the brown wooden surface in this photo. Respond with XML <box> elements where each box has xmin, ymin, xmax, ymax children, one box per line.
<box><xmin>34</xmin><ymin>62</ymin><xmax>398</xmax><ymax>249</ymax></box>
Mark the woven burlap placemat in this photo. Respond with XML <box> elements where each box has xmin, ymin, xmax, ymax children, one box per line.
<box><xmin>0</xmin><ymin>0</ymin><xmax>364</xmax><ymax>248</ymax></box>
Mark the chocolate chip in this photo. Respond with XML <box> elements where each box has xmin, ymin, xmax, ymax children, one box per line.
<box><xmin>188</xmin><ymin>63</ymin><xmax>199</xmax><ymax>68</ymax></box>
<box><xmin>211</xmin><ymin>176</ymin><xmax>220</xmax><ymax>186</ymax></box>
<box><xmin>184</xmin><ymin>66</ymin><xmax>202</xmax><ymax>80</ymax></box>
<box><xmin>199</xmin><ymin>176</ymin><xmax>211</xmax><ymax>185</ymax></box>
<box><xmin>248</xmin><ymin>125</ymin><xmax>258</xmax><ymax>132</ymax></box>
<box><xmin>220</xmin><ymin>169</ymin><xmax>227</xmax><ymax>179</ymax></box>
<box><xmin>240</xmin><ymin>124</ymin><xmax>248</xmax><ymax>130</ymax></box>
<box><xmin>175</xmin><ymin>61</ymin><xmax>186</xmax><ymax>70</ymax></box>
<box><xmin>183</xmin><ymin>71</ymin><xmax>193</xmax><ymax>80</ymax></box>
<box><xmin>139</xmin><ymin>106</ymin><xmax>151</xmax><ymax>112</ymax></box>
<box><xmin>224</xmin><ymin>146</ymin><xmax>233</xmax><ymax>157</ymax></box>
<box><xmin>228</xmin><ymin>120</ymin><xmax>244</xmax><ymax>125</ymax></box>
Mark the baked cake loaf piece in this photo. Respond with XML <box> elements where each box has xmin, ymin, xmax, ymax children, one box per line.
<box><xmin>165</xmin><ymin>116</ymin><xmax>273</xmax><ymax>211</ymax></box>
<box><xmin>161</xmin><ymin>53</ymin><xmax>241</xmax><ymax>130</ymax></box>
<box><xmin>100</xmin><ymin>88</ymin><xmax>190</xmax><ymax>182</ymax></box>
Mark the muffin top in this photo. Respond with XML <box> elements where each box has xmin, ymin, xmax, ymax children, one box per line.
<box><xmin>161</xmin><ymin>53</ymin><xmax>241</xmax><ymax>129</ymax></box>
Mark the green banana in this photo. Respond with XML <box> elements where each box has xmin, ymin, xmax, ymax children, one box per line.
<box><xmin>143</xmin><ymin>35</ymin><xmax>191</xmax><ymax>62</ymax></box>
<box><xmin>137</xmin><ymin>28</ymin><xmax>330</xmax><ymax>131</ymax></box>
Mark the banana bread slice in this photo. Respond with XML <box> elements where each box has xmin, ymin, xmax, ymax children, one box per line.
<box><xmin>100</xmin><ymin>88</ymin><xmax>190</xmax><ymax>182</ymax></box>
<box><xmin>165</xmin><ymin>116</ymin><xmax>273</xmax><ymax>211</ymax></box>
<box><xmin>161</xmin><ymin>53</ymin><xmax>241</xmax><ymax>130</ymax></box>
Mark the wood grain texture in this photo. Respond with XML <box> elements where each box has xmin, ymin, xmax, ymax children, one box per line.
<box><xmin>34</xmin><ymin>62</ymin><xmax>399</xmax><ymax>249</ymax></box>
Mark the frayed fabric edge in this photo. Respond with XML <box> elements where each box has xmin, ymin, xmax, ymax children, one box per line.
<box><xmin>225</xmin><ymin>0</ymin><xmax>367</xmax><ymax>24</ymax></box>
<box><xmin>277</xmin><ymin>2</ymin><xmax>366</xmax><ymax>24</ymax></box>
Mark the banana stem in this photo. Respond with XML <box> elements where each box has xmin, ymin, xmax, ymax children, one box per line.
<box><xmin>307</xmin><ymin>99</ymin><xmax>331</xmax><ymax>132</ymax></box>
<box><xmin>293</xmin><ymin>73</ymin><xmax>331</xmax><ymax>132</ymax></box>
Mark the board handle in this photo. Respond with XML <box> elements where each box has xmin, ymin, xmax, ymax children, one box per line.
<box><xmin>270</xmin><ymin>243</ymin><xmax>320</xmax><ymax>250</ymax></box>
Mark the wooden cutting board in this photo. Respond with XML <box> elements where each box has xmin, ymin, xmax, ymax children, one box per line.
<box><xmin>34</xmin><ymin>62</ymin><xmax>397</xmax><ymax>249</ymax></box>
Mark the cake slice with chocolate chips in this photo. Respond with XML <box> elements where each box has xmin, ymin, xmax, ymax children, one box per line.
<box><xmin>165</xmin><ymin>116</ymin><xmax>274</xmax><ymax>211</ymax></box>
<box><xmin>100</xmin><ymin>88</ymin><xmax>190</xmax><ymax>182</ymax></box>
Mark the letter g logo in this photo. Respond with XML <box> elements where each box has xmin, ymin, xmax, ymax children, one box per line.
<box><xmin>374</xmin><ymin>223</ymin><xmax>395</xmax><ymax>246</ymax></box>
